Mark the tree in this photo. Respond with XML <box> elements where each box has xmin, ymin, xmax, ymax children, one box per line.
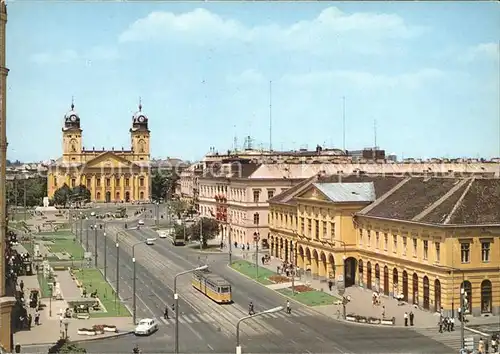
<box><xmin>71</xmin><ymin>184</ymin><xmax>91</xmax><ymax>204</ymax></box>
<box><xmin>170</xmin><ymin>199</ymin><xmax>188</xmax><ymax>218</ymax></box>
<box><xmin>48</xmin><ymin>339</ymin><xmax>86</xmax><ymax>353</ymax></box>
<box><xmin>6</xmin><ymin>176</ymin><xmax>47</xmax><ymax>207</ymax></box>
<box><xmin>151</xmin><ymin>171</ymin><xmax>169</xmax><ymax>202</ymax></box>
<box><xmin>53</xmin><ymin>184</ymin><xmax>72</xmax><ymax>206</ymax></box>
<box><xmin>186</xmin><ymin>217</ymin><xmax>219</xmax><ymax>248</ymax></box>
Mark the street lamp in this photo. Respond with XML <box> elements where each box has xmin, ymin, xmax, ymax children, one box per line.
<box><xmin>173</xmin><ymin>265</ymin><xmax>208</xmax><ymax>354</ymax></box>
<box><xmin>132</xmin><ymin>239</ymin><xmax>156</xmax><ymax>324</ymax></box>
<box><xmin>103</xmin><ymin>232</ymin><xmax>107</xmax><ymax>279</ymax></box>
<box><xmin>85</xmin><ymin>216</ymin><xmax>89</xmax><ymax>251</ymax></box>
<box><xmin>340</xmin><ymin>294</ymin><xmax>351</xmax><ymax>319</ymax></box>
<box><xmin>236</xmin><ymin>306</ymin><xmax>284</xmax><ymax>354</ymax></box>
<box><xmin>253</xmin><ymin>231</ymin><xmax>260</xmax><ymax>279</ymax></box>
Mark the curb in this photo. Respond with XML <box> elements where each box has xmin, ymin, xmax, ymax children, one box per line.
<box><xmin>226</xmin><ymin>265</ymin><xmax>420</xmax><ymax>329</ymax></box>
<box><xmin>465</xmin><ymin>326</ymin><xmax>490</xmax><ymax>337</ymax></box>
<box><xmin>21</xmin><ymin>330</ymin><xmax>135</xmax><ymax>347</ymax></box>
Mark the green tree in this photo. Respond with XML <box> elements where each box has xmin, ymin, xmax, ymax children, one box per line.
<box><xmin>71</xmin><ymin>184</ymin><xmax>91</xmax><ymax>204</ymax></box>
<box><xmin>151</xmin><ymin>171</ymin><xmax>169</xmax><ymax>202</ymax></box>
<box><xmin>53</xmin><ymin>184</ymin><xmax>72</xmax><ymax>206</ymax></box>
<box><xmin>170</xmin><ymin>199</ymin><xmax>188</xmax><ymax>218</ymax></box>
<box><xmin>186</xmin><ymin>217</ymin><xmax>219</xmax><ymax>248</ymax></box>
<box><xmin>48</xmin><ymin>339</ymin><xmax>86</xmax><ymax>353</ymax></box>
<box><xmin>6</xmin><ymin>176</ymin><xmax>47</xmax><ymax>207</ymax></box>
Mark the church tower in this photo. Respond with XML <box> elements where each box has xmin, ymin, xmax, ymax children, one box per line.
<box><xmin>62</xmin><ymin>100</ymin><xmax>83</xmax><ymax>162</ymax></box>
<box><xmin>130</xmin><ymin>100</ymin><xmax>150</xmax><ymax>161</ymax></box>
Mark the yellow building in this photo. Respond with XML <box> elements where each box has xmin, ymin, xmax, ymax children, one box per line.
<box><xmin>269</xmin><ymin>174</ymin><xmax>500</xmax><ymax>316</ymax></box>
<box><xmin>47</xmin><ymin>102</ymin><xmax>151</xmax><ymax>203</ymax></box>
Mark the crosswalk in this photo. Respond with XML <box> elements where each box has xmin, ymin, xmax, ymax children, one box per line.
<box><xmin>413</xmin><ymin>327</ymin><xmax>466</xmax><ymax>351</ymax></box>
<box><xmin>156</xmin><ymin>307</ymin><xmax>314</xmax><ymax>326</ymax></box>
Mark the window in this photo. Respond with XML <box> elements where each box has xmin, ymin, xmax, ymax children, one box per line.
<box><xmin>393</xmin><ymin>235</ymin><xmax>397</xmax><ymax>253</ymax></box>
<box><xmin>367</xmin><ymin>231</ymin><xmax>371</xmax><ymax>248</ymax></box>
<box><xmin>300</xmin><ymin>217</ymin><xmax>305</xmax><ymax>235</ymax></box>
<box><xmin>322</xmin><ymin>221</ymin><xmax>327</xmax><ymax>239</ymax></box>
<box><xmin>423</xmin><ymin>240</ymin><xmax>428</xmax><ymax>260</ymax></box>
<box><xmin>125</xmin><ymin>178</ymin><xmax>130</xmax><ymax>187</ymax></box>
<box><xmin>435</xmin><ymin>242</ymin><xmax>440</xmax><ymax>263</ymax></box>
<box><xmin>139</xmin><ymin>178</ymin><xmax>144</xmax><ymax>187</ymax></box>
<box><xmin>71</xmin><ymin>178</ymin><xmax>76</xmax><ymax>188</ymax></box>
<box><xmin>461</xmin><ymin>243</ymin><xmax>470</xmax><ymax>263</ymax></box>
<box><xmin>96</xmin><ymin>179</ymin><xmax>101</xmax><ymax>187</ymax></box>
<box><xmin>330</xmin><ymin>222</ymin><xmax>335</xmax><ymax>239</ymax></box>
<box><xmin>402</xmin><ymin>237</ymin><xmax>407</xmax><ymax>256</ymax></box>
<box><xmin>481</xmin><ymin>242</ymin><xmax>490</xmax><ymax>262</ymax></box>
<box><xmin>106</xmin><ymin>178</ymin><xmax>111</xmax><ymax>187</ymax></box>
<box><xmin>375</xmin><ymin>232</ymin><xmax>380</xmax><ymax>249</ymax></box>
<box><xmin>267</xmin><ymin>190</ymin><xmax>274</xmax><ymax>200</ymax></box>
<box><xmin>115</xmin><ymin>178</ymin><xmax>120</xmax><ymax>187</ymax></box>
<box><xmin>315</xmin><ymin>220</ymin><xmax>319</xmax><ymax>239</ymax></box>
<box><xmin>307</xmin><ymin>219</ymin><xmax>312</xmax><ymax>237</ymax></box>
<box><xmin>359</xmin><ymin>230</ymin><xmax>363</xmax><ymax>246</ymax></box>
<box><xmin>412</xmin><ymin>239</ymin><xmax>417</xmax><ymax>257</ymax></box>
<box><xmin>384</xmin><ymin>233</ymin><xmax>388</xmax><ymax>251</ymax></box>
<box><xmin>86</xmin><ymin>179</ymin><xmax>91</xmax><ymax>189</ymax></box>
<box><xmin>253</xmin><ymin>190</ymin><xmax>260</xmax><ymax>203</ymax></box>
<box><xmin>253</xmin><ymin>212</ymin><xmax>260</xmax><ymax>225</ymax></box>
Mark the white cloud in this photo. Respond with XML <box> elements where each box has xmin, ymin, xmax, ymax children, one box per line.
<box><xmin>119</xmin><ymin>7</ymin><xmax>426</xmax><ymax>54</ymax></box>
<box><xmin>227</xmin><ymin>69</ymin><xmax>265</xmax><ymax>85</ymax></box>
<box><xmin>462</xmin><ymin>42</ymin><xmax>499</xmax><ymax>63</ymax></box>
<box><xmin>281</xmin><ymin>68</ymin><xmax>444</xmax><ymax>90</ymax></box>
<box><xmin>30</xmin><ymin>46</ymin><xmax>119</xmax><ymax>65</ymax></box>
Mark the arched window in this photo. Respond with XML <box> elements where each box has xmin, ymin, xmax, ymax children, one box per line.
<box><xmin>253</xmin><ymin>212</ymin><xmax>260</xmax><ymax>225</ymax></box>
<box><xmin>139</xmin><ymin>191</ymin><xmax>144</xmax><ymax>200</ymax></box>
<box><xmin>481</xmin><ymin>279</ymin><xmax>492</xmax><ymax>313</ymax></box>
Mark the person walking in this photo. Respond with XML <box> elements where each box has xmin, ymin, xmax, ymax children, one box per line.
<box><xmin>164</xmin><ymin>306</ymin><xmax>169</xmax><ymax>320</ymax></box>
<box><xmin>409</xmin><ymin>311</ymin><xmax>414</xmax><ymax>326</ymax></box>
<box><xmin>404</xmin><ymin>312</ymin><xmax>408</xmax><ymax>327</ymax></box>
<box><xmin>286</xmin><ymin>300</ymin><xmax>291</xmax><ymax>314</ymax></box>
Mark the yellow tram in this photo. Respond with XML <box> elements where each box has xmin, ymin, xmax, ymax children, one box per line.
<box><xmin>191</xmin><ymin>269</ymin><xmax>232</xmax><ymax>304</ymax></box>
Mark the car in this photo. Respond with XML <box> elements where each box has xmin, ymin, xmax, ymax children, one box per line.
<box><xmin>145</xmin><ymin>238</ymin><xmax>155</xmax><ymax>245</ymax></box>
<box><xmin>134</xmin><ymin>318</ymin><xmax>158</xmax><ymax>336</ymax></box>
<box><xmin>138</xmin><ymin>219</ymin><xmax>145</xmax><ymax>226</ymax></box>
<box><xmin>158</xmin><ymin>231</ymin><xmax>167</xmax><ymax>238</ymax></box>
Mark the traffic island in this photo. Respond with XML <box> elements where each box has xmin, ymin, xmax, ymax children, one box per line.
<box><xmin>277</xmin><ymin>286</ymin><xmax>341</xmax><ymax>306</ymax></box>
<box><xmin>230</xmin><ymin>260</ymin><xmax>275</xmax><ymax>285</ymax></box>
<box><xmin>72</xmin><ymin>269</ymin><xmax>130</xmax><ymax>318</ymax></box>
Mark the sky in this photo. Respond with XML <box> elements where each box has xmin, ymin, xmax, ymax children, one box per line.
<box><xmin>5</xmin><ymin>1</ymin><xmax>500</xmax><ymax>162</ymax></box>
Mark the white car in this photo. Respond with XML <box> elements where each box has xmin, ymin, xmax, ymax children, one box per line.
<box><xmin>145</xmin><ymin>238</ymin><xmax>155</xmax><ymax>245</ymax></box>
<box><xmin>158</xmin><ymin>231</ymin><xmax>167</xmax><ymax>238</ymax></box>
<box><xmin>134</xmin><ymin>318</ymin><xmax>158</xmax><ymax>336</ymax></box>
<box><xmin>138</xmin><ymin>219</ymin><xmax>145</xmax><ymax>226</ymax></box>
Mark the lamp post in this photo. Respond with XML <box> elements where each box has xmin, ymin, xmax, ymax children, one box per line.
<box><xmin>253</xmin><ymin>231</ymin><xmax>260</xmax><ymax>279</ymax></box>
<box><xmin>79</xmin><ymin>213</ymin><xmax>83</xmax><ymax>244</ymax></box>
<box><xmin>85</xmin><ymin>216</ymin><xmax>89</xmax><ymax>251</ymax></box>
<box><xmin>236</xmin><ymin>306</ymin><xmax>283</xmax><ymax>354</ymax></box>
<box><xmin>173</xmin><ymin>265</ymin><xmax>208</xmax><ymax>354</ymax></box>
<box><xmin>199</xmin><ymin>217</ymin><xmax>203</xmax><ymax>251</ymax></box>
<box><xmin>341</xmin><ymin>294</ymin><xmax>351</xmax><ymax>319</ymax></box>
<box><xmin>132</xmin><ymin>239</ymin><xmax>156</xmax><ymax>324</ymax></box>
<box><xmin>93</xmin><ymin>217</ymin><xmax>98</xmax><ymax>268</ymax></box>
<box><xmin>115</xmin><ymin>234</ymin><xmax>120</xmax><ymax>310</ymax></box>
<box><xmin>103</xmin><ymin>232</ymin><xmax>107</xmax><ymax>279</ymax></box>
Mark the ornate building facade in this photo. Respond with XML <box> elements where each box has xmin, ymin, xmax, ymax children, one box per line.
<box><xmin>47</xmin><ymin>102</ymin><xmax>151</xmax><ymax>203</ymax></box>
<box><xmin>269</xmin><ymin>174</ymin><xmax>500</xmax><ymax>317</ymax></box>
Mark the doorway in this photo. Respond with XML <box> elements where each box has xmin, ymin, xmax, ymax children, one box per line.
<box><xmin>435</xmin><ymin>279</ymin><xmax>441</xmax><ymax>312</ymax></box>
<box><xmin>125</xmin><ymin>191</ymin><xmax>130</xmax><ymax>202</ymax></box>
<box><xmin>344</xmin><ymin>257</ymin><xmax>357</xmax><ymax>288</ymax></box>
<box><xmin>423</xmin><ymin>276</ymin><xmax>430</xmax><ymax>310</ymax></box>
<box><xmin>105</xmin><ymin>191</ymin><xmax>111</xmax><ymax>203</ymax></box>
<box><xmin>383</xmin><ymin>266</ymin><xmax>389</xmax><ymax>295</ymax></box>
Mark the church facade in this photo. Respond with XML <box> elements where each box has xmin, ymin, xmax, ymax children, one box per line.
<box><xmin>47</xmin><ymin>102</ymin><xmax>151</xmax><ymax>203</ymax></box>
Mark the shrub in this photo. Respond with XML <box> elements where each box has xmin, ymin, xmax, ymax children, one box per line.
<box><xmin>268</xmin><ymin>275</ymin><xmax>290</xmax><ymax>284</ymax></box>
<box><xmin>293</xmin><ymin>285</ymin><xmax>314</xmax><ymax>293</ymax></box>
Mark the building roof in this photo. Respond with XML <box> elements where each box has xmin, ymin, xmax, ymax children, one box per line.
<box><xmin>199</xmin><ymin>163</ymin><xmax>261</xmax><ymax>180</ymax></box>
<box><xmin>358</xmin><ymin>177</ymin><xmax>500</xmax><ymax>226</ymax></box>
<box><xmin>313</xmin><ymin>182</ymin><xmax>376</xmax><ymax>203</ymax></box>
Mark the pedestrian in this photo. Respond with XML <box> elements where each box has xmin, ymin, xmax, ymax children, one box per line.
<box><xmin>404</xmin><ymin>312</ymin><xmax>408</xmax><ymax>327</ymax></box>
<box><xmin>14</xmin><ymin>343</ymin><xmax>21</xmax><ymax>353</ymax></box>
<box><xmin>19</xmin><ymin>280</ymin><xmax>24</xmax><ymax>293</ymax></box>
<box><xmin>34</xmin><ymin>310</ymin><xmax>40</xmax><ymax>325</ymax></box>
<box><xmin>450</xmin><ymin>316</ymin><xmax>455</xmax><ymax>331</ymax></box>
<box><xmin>164</xmin><ymin>306</ymin><xmax>169</xmax><ymax>320</ymax></box>
<box><xmin>409</xmin><ymin>311</ymin><xmax>414</xmax><ymax>326</ymax></box>
<box><xmin>458</xmin><ymin>307</ymin><xmax>462</xmax><ymax>322</ymax></box>
<box><xmin>328</xmin><ymin>280</ymin><xmax>333</xmax><ymax>292</ymax></box>
<box><xmin>382</xmin><ymin>306</ymin><xmax>386</xmax><ymax>319</ymax></box>
<box><xmin>478</xmin><ymin>337</ymin><xmax>485</xmax><ymax>354</ymax></box>
<box><xmin>438</xmin><ymin>317</ymin><xmax>443</xmax><ymax>333</ymax></box>
<box><xmin>286</xmin><ymin>300</ymin><xmax>291</xmax><ymax>314</ymax></box>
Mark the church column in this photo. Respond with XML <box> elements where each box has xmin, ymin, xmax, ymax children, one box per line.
<box><xmin>120</xmin><ymin>175</ymin><xmax>125</xmax><ymax>202</ymax></box>
<box><xmin>133</xmin><ymin>175</ymin><xmax>138</xmax><ymax>200</ymax></box>
<box><xmin>66</xmin><ymin>174</ymin><xmax>70</xmax><ymax>186</ymax></box>
<box><xmin>101</xmin><ymin>175</ymin><xmax>105</xmax><ymax>202</ymax></box>
<box><xmin>111</xmin><ymin>175</ymin><xmax>116</xmax><ymax>202</ymax></box>
<box><xmin>90</xmin><ymin>175</ymin><xmax>96</xmax><ymax>202</ymax></box>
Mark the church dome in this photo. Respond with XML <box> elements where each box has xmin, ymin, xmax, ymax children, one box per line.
<box><xmin>64</xmin><ymin>103</ymin><xmax>80</xmax><ymax>122</ymax></box>
<box><xmin>132</xmin><ymin>102</ymin><xmax>148</xmax><ymax>124</ymax></box>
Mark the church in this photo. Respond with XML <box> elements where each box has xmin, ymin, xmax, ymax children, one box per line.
<box><xmin>47</xmin><ymin>101</ymin><xmax>151</xmax><ymax>203</ymax></box>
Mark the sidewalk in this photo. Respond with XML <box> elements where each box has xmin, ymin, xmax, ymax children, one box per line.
<box><xmin>229</xmin><ymin>243</ymin><xmax>500</xmax><ymax>330</ymax></box>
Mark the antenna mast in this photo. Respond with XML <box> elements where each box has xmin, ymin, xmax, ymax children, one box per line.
<box><xmin>342</xmin><ymin>96</ymin><xmax>346</xmax><ymax>152</ymax></box>
<box><xmin>269</xmin><ymin>80</ymin><xmax>273</xmax><ymax>152</ymax></box>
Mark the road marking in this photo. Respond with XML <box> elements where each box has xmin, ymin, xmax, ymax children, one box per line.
<box><xmin>315</xmin><ymin>336</ymin><xmax>325</xmax><ymax>343</ymax></box>
<box><xmin>207</xmin><ymin>343</ymin><xmax>214</xmax><ymax>351</ymax></box>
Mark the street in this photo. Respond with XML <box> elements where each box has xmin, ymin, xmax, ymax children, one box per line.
<box><xmin>80</xmin><ymin>218</ymin><xmax>455</xmax><ymax>353</ymax></box>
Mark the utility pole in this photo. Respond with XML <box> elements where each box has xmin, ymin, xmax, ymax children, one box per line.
<box><xmin>94</xmin><ymin>216</ymin><xmax>98</xmax><ymax>268</ymax></box>
<box><xmin>342</xmin><ymin>96</ymin><xmax>346</xmax><ymax>152</ymax></box>
<box><xmin>115</xmin><ymin>234</ymin><xmax>120</xmax><ymax>313</ymax></box>
<box><xmin>228</xmin><ymin>216</ymin><xmax>232</xmax><ymax>265</ymax></box>
<box><xmin>199</xmin><ymin>217</ymin><xmax>203</xmax><ymax>251</ymax></box>
<box><xmin>23</xmin><ymin>178</ymin><xmax>26</xmax><ymax>221</ymax></box>
<box><xmin>85</xmin><ymin>218</ymin><xmax>89</xmax><ymax>251</ymax></box>
<box><xmin>460</xmin><ymin>272</ymin><xmax>466</xmax><ymax>352</ymax></box>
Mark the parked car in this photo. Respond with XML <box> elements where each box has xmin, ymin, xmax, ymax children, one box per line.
<box><xmin>134</xmin><ymin>318</ymin><xmax>158</xmax><ymax>336</ymax></box>
<box><xmin>145</xmin><ymin>238</ymin><xmax>155</xmax><ymax>245</ymax></box>
<box><xmin>158</xmin><ymin>231</ymin><xmax>167</xmax><ymax>238</ymax></box>
<box><xmin>138</xmin><ymin>219</ymin><xmax>145</xmax><ymax>226</ymax></box>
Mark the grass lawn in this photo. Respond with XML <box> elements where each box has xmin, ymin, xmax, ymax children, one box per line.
<box><xmin>11</xmin><ymin>212</ymin><xmax>32</xmax><ymax>221</ymax></box>
<box><xmin>188</xmin><ymin>243</ymin><xmax>221</xmax><ymax>252</ymax></box>
<box><xmin>36</xmin><ymin>230</ymin><xmax>75</xmax><ymax>238</ymax></box>
<box><xmin>230</xmin><ymin>260</ymin><xmax>275</xmax><ymax>285</ymax></box>
<box><xmin>37</xmin><ymin>273</ymin><xmax>52</xmax><ymax>298</ymax></box>
<box><xmin>46</xmin><ymin>238</ymin><xmax>85</xmax><ymax>260</ymax></box>
<box><xmin>277</xmin><ymin>287</ymin><xmax>341</xmax><ymax>306</ymax></box>
<box><xmin>73</xmin><ymin>268</ymin><xmax>130</xmax><ymax>318</ymax></box>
